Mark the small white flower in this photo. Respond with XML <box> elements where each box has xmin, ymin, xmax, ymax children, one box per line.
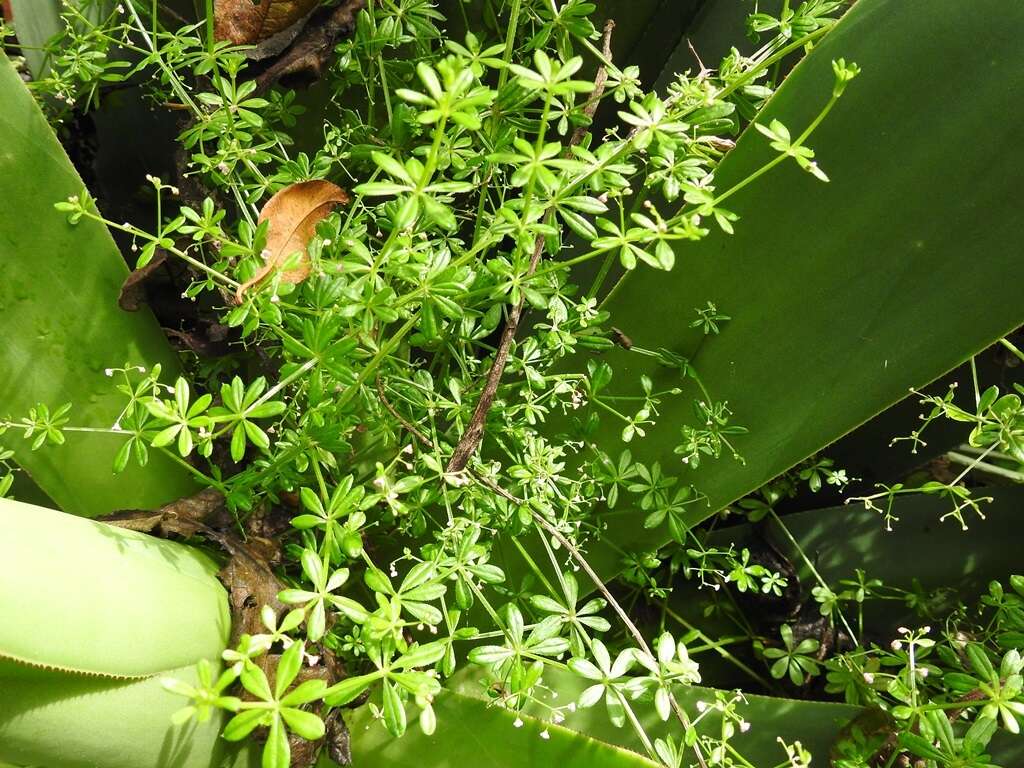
<box><xmin>695</xmin><ymin>700</ymin><xmax>708</xmax><ymax>713</ymax></box>
<box><xmin>891</xmin><ymin>640</ymin><xmax>903</xmax><ymax>651</ymax></box>
<box><xmin>513</xmin><ymin>718</ymin><xmax>524</xmax><ymax>728</ymax></box>
<box><xmin>740</xmin><ymin>720</ymin><xmax>751</xmax><ymax>733</ymax></box>
<box><xmin>863</xmin><ymin>672</ymin><xmax>875</xmax><ymax>684</ymax></box>
<box><xmin>539</xmin><ymin>730</ymin><xmax>550</xmax><ymax>740</ymax></box>
<box><xmin>104</xmin><ymin>368</ymin><xmax>114</xmax><ymax>376</ymax></box>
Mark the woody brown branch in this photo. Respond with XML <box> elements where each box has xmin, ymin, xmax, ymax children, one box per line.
<box><xmin>446</xmin><ymin>19</ymin><xmax>616</xmax><ymax>474</ymax></box>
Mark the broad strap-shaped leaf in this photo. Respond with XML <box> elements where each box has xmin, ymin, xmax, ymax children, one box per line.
<box><xmin>0</xmin><ymin>498</ymin><xmax>228</xmax><ymax>677</ymax></box>
<box><xmin>346</xmin><ymin>686</ymin><xmax>660</xmax><ymax>768</ymax></box>
<box><xmin>540</xmin><ymin>666</ymin><xmax>1024</xmax><ymax>765</ymax></box>
<box><xmin>0</xmin><ymin>658</ymin><xmax>254</xmax><ymax>768</ymax></box>
<box><xmin>438</xmin><ymin>666</ymin><xmax>865</xmax><ymax>767</ymax></box>
<box><xmin>564</xmin><ymin>0</ymin><xmax>1024</xmax><ymax>579</ymax></box>
<box><xmin>712</xmin><ymin>487</ymin><xmax>1024</xmax><ymax>604</ymax></box>
<box><xmin>6</xmin><ymin>0</ymin><xmax>102</xmax><ymax>78</ymax></box>
<box><xmin>522</xmin><ymin>492</ymin><xmax>1024</xmax><ymax>767</ymax></box>
<box><xmin>678</xmin><ymin>488</ymin><xmax>1024</xmax><ymax>688</ymax></box>
<box><xmin>523</xmin><ymin>667</ymin><xmax>860</xmax><ymax>764</ymax></box>
<box><xmin>0</xmin><ymin>497</ymin><xmax>252</xmax><ymax>767</ymax></box>
<box><xmin>0</xmin><ymin>52</ymin><xmax>196</xmax><ymax>516</ymax></box>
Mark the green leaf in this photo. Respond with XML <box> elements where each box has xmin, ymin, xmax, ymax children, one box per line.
<box><xmin>395</xmin><ymin>642</ymin><xmax>445</xmax><ymax>670</ymax></box>
<box><xmin>0</xmin><ymin>657</ymin><xmax>254</xmax><ymax>768</ymax></box>
<box><xmin>280</xmin><ymin>708</ymin><xmax>324</xmax><ymax>741</ymax></box>
<box><xmin>323</xmin><ymin>672</ymin><xmax>380</xmax><ymax>707</ymax></box>
<box><xmin>0</xmin><ymin>497</ymin><xmax>228</xmax><ymax>676</ymax></box>
<box><xmin>555</xmin><ymin>0</ymin><xmax>1024</xmax><ymax>581</ymax></box>
<box><xmin>224</xmin><ymin>709</ymin><xmax>269</xmax><ymax>742</ymax></box>
<box><xmin>381</xmin><ymin>679</ymin><xmax>407</xmax><ymax>737</ymax></box>
<box><xmin>0</xmin><ymin>498</ymin><xmax>253</xmax><ymax>768</ymax></box>
<box><xmin>0</xmin><ymin>53</ymin><xmax>196</xmax><ymax>516</ymax></box>
<box><xmin>706</xmin><ymin>488</ymin><xmax>1024</xmax><ymax>618</ymax></box>
<box><xmin>274</xmin><ymin>642</ymin><xmax>303</xmax><ymax>699</ymax></box>
<box><xmin>347</xmin><ymin>688</ymin><xmax>661</xmax><ymax>768</ymax></box>
<box><xmin>280</xmin><ymin>679</ymin><xmax>327</xmax><ymax>708</ymax></box>
<box><xmin>263</xmin><ymin>716</ymin><xmax>289</xmax><ymax>768</ymax></box>
<box><xmin>8</xmin><ymin>1</ymin><xmax>111</xmax><ymax>79</ymax></box>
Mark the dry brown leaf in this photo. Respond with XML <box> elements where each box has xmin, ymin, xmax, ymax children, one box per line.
<box><xmin>235</xmin><ymin>179</ymin><xmax>349</xmax><ymax>303</ymax></box>
<box><xmin>102</xmin><ymin>488</ymin><xmax>230</xmax><ymax>536</ymax></box>
<box><xmin>215</xmin><ymin>0</ymin><xmax>321</xmax><ymax>46</ymax></box>
<box><xmin>118</xmin><ymin>250</ymin><xmax>168</xmax><ymax>311</ymax></box>
<box><xmin>253</xmin><ymin>0</ymin><xmax>365</xmax><ymax>92</ymax></box>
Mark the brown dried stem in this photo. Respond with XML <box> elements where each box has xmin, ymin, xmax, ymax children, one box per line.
<box><xmin>446</xmin><ymin>19</ymin><xmax>616</xmax><ymax>473</ymax></box>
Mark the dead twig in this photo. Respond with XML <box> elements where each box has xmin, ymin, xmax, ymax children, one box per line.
<box><xmin>571</xmin><ymin>19</ymin><xmax>615</xmax><ymax>145</ymax></box>
<box><xmin>446</xmin><ymin>19</ymin><xmax>616</xmax><ymax>474</ymax></box>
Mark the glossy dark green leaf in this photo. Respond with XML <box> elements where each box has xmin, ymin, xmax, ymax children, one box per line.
<box><xmin>346</xmin><ymin>687</ymin><xmax>660</xmax><ymax>768</ymax></box>
<box><xmin>0</xmin><ymin>53</ymin><xmax>196</xmax><ymax>516</ymax></box>
<box><xmin>7</xmin><ymin>0</ymin><xmax>72</xmax><ymax>78</ymax></box>
<box><xmin>564</xmin><ymin>0</ymin><xmax>1024</xmax><ymax>579</ymax></box>
<box><xmin>0</xmin><ymin>497</ymin><xmax>254</xmax><ymax>768</ymax></box>
<box><xmin>563</xmin><ymin>490</ymin><xmax>1024</xmax><ymax>765</ymax></box>
<box><xmin>718</xmin><ymin>487</ymin><xmax>1024</xmax><ymax>605</ymax></box>
<box><xmin>453</xmin><ymin>664</ymin><xmax>1024</xmax><ymax>768</ymax></box>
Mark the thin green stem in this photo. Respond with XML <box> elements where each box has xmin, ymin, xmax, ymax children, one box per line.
<box><xmin>1000</xmin><ymin>337</ymin><xmax>1024</xmax><ymax>364</ymax></box>
<box><xmin>768</xmin><ymin>508</ymin><xmax>859</xmax><ymax>646</ymax></box>
<box><xmin>946</xmin><ymin>451</ymin><xmax>1024</xmax><ymax>483</ymax></box>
